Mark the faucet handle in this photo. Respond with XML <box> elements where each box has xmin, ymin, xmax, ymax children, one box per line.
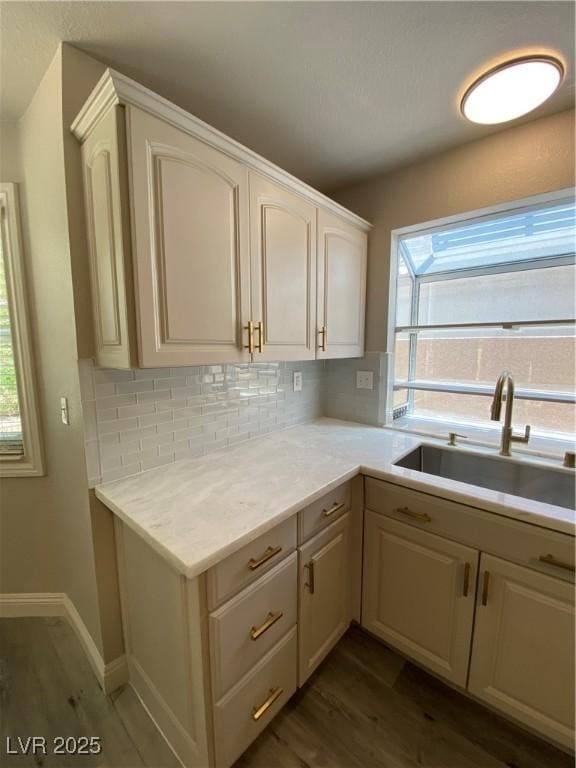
<box><xmin>448</xmin><ymin>432</ymin><xmax>468</xmax><ymax>446</ymax></box>
<box><xmin>511</xmin><ymin>424</ymin><xmax>531</xmax><ymax>444</ymax></box>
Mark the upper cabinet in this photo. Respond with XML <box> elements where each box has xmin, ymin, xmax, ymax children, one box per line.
<box><xmin>317</xmin><ymin>210</ymin><xmax>367</xmax><ymax>359</ymax></box>
<box><xmin>73</xmin><ymin>69</ymin><xmax>370</xmax><ymax>368</ymax></box>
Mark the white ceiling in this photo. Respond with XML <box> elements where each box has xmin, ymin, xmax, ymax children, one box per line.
<box><xmin>1</xmin><ymin>1</ymin><xmax>574</xmax><ymax>190</ymax></box>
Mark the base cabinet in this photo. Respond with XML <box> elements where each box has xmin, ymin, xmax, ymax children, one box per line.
<box><xmin>298</xmin><ymin>512</ymin><xmax>352</xmax><ymax>685</ymax></box>
<box><xmin>362</xmin><ymin>511</ymin><xmax>478</xmax><ymax>686</ymax></box>
<box><xmin>469</xmin><ymin>554</ymin><xmax>575</xmax><ymax>750</ymax></box>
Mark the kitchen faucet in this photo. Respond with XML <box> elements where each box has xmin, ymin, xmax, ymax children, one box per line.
<box><xmin>490</xmin><ymin>370</ymin><xmax>531</xmax><ymax>457</ymax></box>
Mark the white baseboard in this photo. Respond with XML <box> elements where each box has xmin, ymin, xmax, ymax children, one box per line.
<box><xmin>0</xmin><ymin>592</ymin><xmax>127</xmax><ymax>694</ymax></box>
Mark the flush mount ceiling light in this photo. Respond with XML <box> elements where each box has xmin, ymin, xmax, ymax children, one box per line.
<box><xmin>461</xmin><ymin>56</ymin><xmax>564</xmax><ymax>124</ymax></box>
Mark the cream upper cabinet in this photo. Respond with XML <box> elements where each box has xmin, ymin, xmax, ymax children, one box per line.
<box><xmin>298</xmin><ymin>512</ymin><xmax>352</xmax><ymax>685</ymax></box>
<box><xmin>249</xmin><ymin>174</ymin><xmax>317</xmax><ymax>361</ymax></box>
<box><xmin>362</xmin><ymin>511</ymin><xmax>478</xmax><ymax>687</ymax></box>
<box><xmin>128</xmin><ymin>106</ymin><xmax>252</xmax><ymax>367</ymax></box>
<box><xmin>316</xmin><ymin>209</ymin><xmax>367</xmax><ymax>359</ymax></box>
<box><xmin>81</xmin><ymin>106</ymin><xmax>134</xmax><ymax>369</ymax></box>
<box><xmin>73</xmin><ymin>70</ymin><xmax>370</xmax><ymax>368</ymax></box>
<box><xmin>469</xmin><ymin>554</ymin><xmax>575</xmax><ymax>750</ymax></box>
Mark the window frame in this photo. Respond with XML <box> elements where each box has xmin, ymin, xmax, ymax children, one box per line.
<box><xmin>0</xmin><ymin>182</ymin><xmax>44</xmax><ymax>476</ymax></box>
<box><xmin>386</xmin><ymin>187</ymin><xmax>576</xmax><ymax>442</ymax></box>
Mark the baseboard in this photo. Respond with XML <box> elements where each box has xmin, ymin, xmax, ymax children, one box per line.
<box><xmin>0</xmin><ymin>592</ymin><xmax>127</xmax><ymax>694</ymax></box>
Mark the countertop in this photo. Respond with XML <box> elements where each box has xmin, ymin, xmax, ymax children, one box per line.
<box><xmin>95</xmin><ymin>418</ymin><xmax>576</xmax><ymax>578</ymax></box>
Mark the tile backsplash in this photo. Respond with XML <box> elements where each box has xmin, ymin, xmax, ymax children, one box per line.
<box><xmin>325</xmin><ymin>352</ymin><xmax>387</xmax><ymax>426</ymax></box>
<box><xmin>79</xmin><ymin>359</ymin><xmax>326</xmax><ymax>486</ymax></box>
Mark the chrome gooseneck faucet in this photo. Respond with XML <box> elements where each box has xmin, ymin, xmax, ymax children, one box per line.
<box><xmin>490</xmin><ymin>370</ymin><xmax>531</xmax><ymax>457</ymax></box>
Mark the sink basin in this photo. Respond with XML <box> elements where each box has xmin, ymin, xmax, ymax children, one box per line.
<box><xmin>394</xmin><ymin>445</ymin><xmax>575</xmax><ymax>510</ymax></box>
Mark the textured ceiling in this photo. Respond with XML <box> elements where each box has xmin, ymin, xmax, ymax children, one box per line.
<box><xmin>1</xmin><ymin>1</ymin><xmax>574</xmax><ymax>189</ymax></box>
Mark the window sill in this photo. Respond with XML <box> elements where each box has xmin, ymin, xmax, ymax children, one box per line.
<box><xmin>385</xmin><ymin>415</ymin><xmax>575</xmax><ymax>462</ymax></box>
<box><xmin>0</xmin><ymin>454</ymin><xmax>45</xmax><ymax>477</ymax></box>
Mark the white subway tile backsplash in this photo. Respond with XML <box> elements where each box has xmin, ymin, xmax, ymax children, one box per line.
<box><xmin>79</xmin><ymin>358</ymin><xmax>326</xmax><ymax>488</ymax></box>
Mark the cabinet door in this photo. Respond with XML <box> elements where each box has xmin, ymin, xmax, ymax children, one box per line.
<box><xmin>298</xmin><ymin>512</ymin><xmax>351</xmax><ymax>685</ymax></box>
<box><xmin>362</xmin><ymin>511</ymin><xmax>478</xmax><ymax>687</ymax></box>
<box><xmin>469</xmin><ymin>554</ymin><xmax>575</xmax><ymax>749</ymax></box>
<box><xmin>316</xmin><ymin>209</ymin><xmax>366</xmax><ymax>359</ymax></box>
<box><xmin>127</xmin><ymin>106</ymin><xmax>252</xmax><ymax>366</ymax></box>
<box><xmin>249</xmin><ymin>174</ymin><xmax>316</xmax><ymax>361</ymax></box>
<box><xmin>82</xmin><ymin>106</ymin><xmax>134</xmax><ymax>368</ymax></box>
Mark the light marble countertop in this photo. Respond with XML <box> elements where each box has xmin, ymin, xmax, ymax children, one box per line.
<box><xmin>95</xmin><ymin>418</ymin><xmax>575</xmax><ymax>578</ymax></box>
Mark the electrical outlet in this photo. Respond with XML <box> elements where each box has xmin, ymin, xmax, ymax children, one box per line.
<box><xmin>356</xmin><ymin>371</ymin><xmax>374</xmax><ymax>390</ymax></box>
<box><xmin>293</xmin><ymin>371</ymin><xmax>303</xmax><ymax>392</ymax></box>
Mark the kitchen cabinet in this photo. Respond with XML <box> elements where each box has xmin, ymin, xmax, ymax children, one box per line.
<box><xmin>362</xmin><ymin>510</ymin><xmax>478</xmax><ymax>686</ymax></box>
<box><xmin>249</xmin><ymin>174</ymin><xmax>317</xmax><ymax>361</ymax></box>
<box><xmin>298</xmin><ymin>512</ymin><xmax>352</xmax><ymax>685</ymax></box>
<box><xmin>469</xmin><ymin>553</ymin><xmax>575</xmax><ymax>750</ymax></box>
<box><xmin>316</xmin><ymin>209</ymin><xmax>367</xmax><ymax>359</ymax></box>
<box><xmin>73</xmin><ymin>69</ymin><xmax>370</xmax><ymax>368</ymax></box>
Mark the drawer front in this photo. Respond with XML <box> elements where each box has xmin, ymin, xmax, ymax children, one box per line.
<box><xmin>207</xmin><ymin>516</ymin><xmax>297</xmax><ymax>609</ymax></box>
<box><xmin>365</xmin><ymin>477</ymin><xmax>575</xmax><ymax>581</ymax></box>
<box><xmin>214</xmin><ymin>627</ymin><xmax>297</xmax><ymax>768</ymax></box>
<box><xmin>210</xmin><ymin>553</ymin><xmax>297</xmax><ymax>699</ymax></box>
<box><xmin>298</xmin><ymin>481</ymin><xmax>351</xmax><ymax>543</ymax></box>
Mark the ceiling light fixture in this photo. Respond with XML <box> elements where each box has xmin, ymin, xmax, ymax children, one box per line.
<box><xmin>461</xmin><ymin>55</ymin><xmax>564</xmax><ymax>125</ymax></box>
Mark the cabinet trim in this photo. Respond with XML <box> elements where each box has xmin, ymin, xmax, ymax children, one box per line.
<box><xmin>71</xmin><ymin>68</ymin><xmax>371</xmax><ymax>233</ymax></box>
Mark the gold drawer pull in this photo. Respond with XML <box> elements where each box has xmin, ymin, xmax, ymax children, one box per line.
<box><xmin>256</xmin><ymin>320</ymin><xmax>264</xmax><ymax>353</ymax></box>
<box><xmin>244</xmin><ymin>320</ymin><xmax>254</xmax><ymax>353</ymax></box>
<box><xmin>323</xmin><ymin>501</ymin><xmax>346</xmax><ymax>518</ymax></box>
<box><xmin>250</xmin><ymin>611</ymin><xmax>283</xmax><ymax>641</ymax></box>
<box><xmin>462</xmin><ymin>562</ymin><xmax>471</xmax><ymax>597</ymax></box>
<box><xmin>305</xmin><ymin>560</ymin><xmax>315</xmax><ymax>594</ymax></box>
<box><xmin>539</xmin><ymin>554</ymin><xmax>575</xmax><ymax>573</ymax></box>
<box><xmin>394</xmin><ymin>506</ymin><xmax>432</xmax><ymax>523</ymax></box>
<box><xmin>252</xmin><ymin>686</ymin><xmax>283</xmax><ymax>721</ymax></box>
<box><xmin>248</xmin><ymin>545</ymin><xmax>282</xmax><ymax>571</ymax></box>
<box><xmin>481</xmin><ymin>571</ymin><xmax>490</xmax><ymax>606</ymax></box>
<box><xmin>318</xmin><ymin>326</ymin><xmax>327</xmax><ymax>352</ymax></box>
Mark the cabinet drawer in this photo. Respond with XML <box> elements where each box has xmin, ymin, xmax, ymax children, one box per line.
<box><xmin>365</xmin><ymin>477</ymin><xmax>575</xmax><ymax>581</ymax></box>
<box><xmin>213</xmin><ymin>627</ymin><xmax>297</xmax><ymax>768</ymax></box>
<box><xmin>207</xmin><ymin>516</ymin><xmax>297</xmax><ymax>609</ymax></box>
<box><xmin>210</xmin><ymin>553</ymin><xmax>297</xmax><ymax>699</ymax></box>
<box><xmin>298</xmin><ymin>482</ymin><xmax>351</xmax><ymax>543</ymax></box>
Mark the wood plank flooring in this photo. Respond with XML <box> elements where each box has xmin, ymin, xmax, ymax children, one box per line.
<box><xmin>0</xmin><ymin>618</ymin><xmax>572</xmax><ymax>768</ymax></box>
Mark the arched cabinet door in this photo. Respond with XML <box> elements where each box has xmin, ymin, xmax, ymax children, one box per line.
<box><xmin>316</xmin><ymin>209</ymin><xmax>367</xmax><ymax>359</ymax></box>
<box><xmin>249</xmin><ymin>173</ymin><xmax>317</xmax><ymax>361</ymax></box>
<box><xmin>127</xmin><ymin>106</ymin><xmax>252</xmax><ymax>366</ymax></box>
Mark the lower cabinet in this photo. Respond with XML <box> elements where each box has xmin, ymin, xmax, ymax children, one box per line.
<box><xmin>469</xmin><ymin>554</ymin><xmax>575</xmax><ymax>750</ymax></box>
<box><xmin>298</xmin><ymin>512</ymin><xmax>352</xmax><ymax>685</ymax></box>
<box><xmin>362</xmin><ymin>510</ymin><xmax>478</xmax><ymax>686</ymax></box>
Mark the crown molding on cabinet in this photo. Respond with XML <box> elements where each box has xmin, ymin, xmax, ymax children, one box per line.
<box><xmin>71</xmin><ymin>69</ymin><xmax>372</xmax><ymax>232</ymax></box>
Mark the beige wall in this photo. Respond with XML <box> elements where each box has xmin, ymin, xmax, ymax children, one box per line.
<box><xmin>332</xmin><ymin>109</ymin><xmax>576</xmax><ymax>352</ymax></box>
<box><xmin>0</xmin><ymin>49</ymin><xmax>104</xmax><ymax>656</ymax></box>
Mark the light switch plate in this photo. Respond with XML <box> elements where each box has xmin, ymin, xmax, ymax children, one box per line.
<box><xmin>293</xmin><ymin>371</ymin><xmax>303</xmax><ymax>392</ymax></box>
<box><xmin>356</xmin><ymin>371</ymin><xmax>374</xmax><ymax>390</ymax></box>
<box><xmin>60</xmin><ymin>396</ymin><xmax>70</xmax><ymax>425</ymax></box>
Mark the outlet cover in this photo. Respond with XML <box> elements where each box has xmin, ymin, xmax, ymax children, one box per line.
<box><xmin>293</xmin><ymin>371</ymin><xmax>303</xmax><ymax>392</ymax></box>
<box><xmin>356</xmin><ymin>371</ymin><xmax>374</xmax><ymax>390</ymax></box>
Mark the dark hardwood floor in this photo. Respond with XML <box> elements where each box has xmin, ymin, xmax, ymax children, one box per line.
<box><xmin>0</xmin><ymin>617</ymin><xmax>572</xmax><ymax>768</ymax></box>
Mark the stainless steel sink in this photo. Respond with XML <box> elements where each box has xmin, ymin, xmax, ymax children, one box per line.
<box><xmin>394</xmin><ymin>445</ymin><xmax>575</xmax><ymax>510</ymax></box>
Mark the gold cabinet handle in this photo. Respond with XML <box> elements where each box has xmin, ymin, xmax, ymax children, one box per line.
<box><xmin>538</xmin><ymin>554</ymin><xmax>575</xmax><ymax>573</ymax></box>
<box><xmin>248</xmin><ymin>545</ymin><xmax>282</xmax><ymax>571</ymax></box>
<box><xmin>322</xmin><ymin>501</ymin><xmax>346</xmax><ymax>518</ymax></box>
<box><xmin>481</xmin><ymin>571</ymin><xmax>490</xmax><ymax>606</ymax></box>
<box><xmin>250</xmin><ymin>611</ymin><xmax>283</xmax><ymax>641</ymax></box>
<box><xmin>252</xmin><ymin>686</ymin><xmax>283</xmax><ymax>722</ymax></box>
<box><xmin>305</xmin><ymin>560</ymin><xmax>315</xmax><ymax>594</ymax></box>
<box><xmin>256</xmin><ymin>320</ymin><xmax>264</xmax><ymax>353</ymax></box>
<box><xmin>318</xmin><ymin>326</ymin><xmax>327</xmax><ymax>352</ymax></box>
<box><xmin>462</xmin><ymin>562</ymin><xmax>471</xmax><ymax>597</ymax></box>
<box><xmin>394</xmin><ymin>506</ymin><xmax>432</xmax><ymax>523</ymax></box>
<box><xmin>244</xmin><ymin>320</ymin><xmax>254</xmax><ymax>354</ymax></box>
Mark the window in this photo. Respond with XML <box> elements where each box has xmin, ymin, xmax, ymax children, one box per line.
<box><xmin>0</xmin><ymin>183</ymin><xmax>43</xmax><ymax>475</ymax></box>
<box><xmin>389</xmin><ymin>190</ymin><xmax>576</xmax><ymax>445</ymax></box>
